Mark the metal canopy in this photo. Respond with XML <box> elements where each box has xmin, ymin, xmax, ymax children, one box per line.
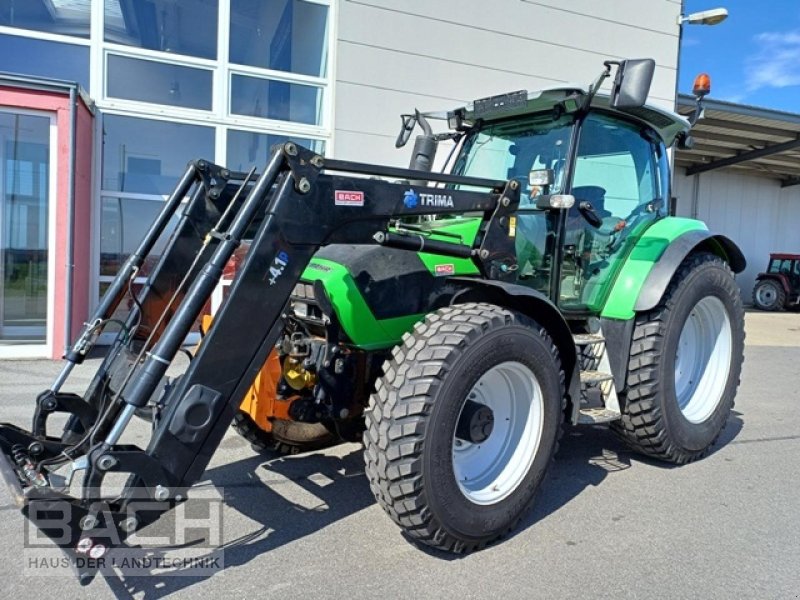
<box><xmin>676</xmin><ymin>94</ymin><xmax>800</xmax><ymax>185</ymax></box>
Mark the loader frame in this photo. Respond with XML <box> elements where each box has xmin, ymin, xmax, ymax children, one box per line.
<box><xmin>0</xmin><ymin>142</ymin><xmax>522</xmax><ymax>584</ymax></box>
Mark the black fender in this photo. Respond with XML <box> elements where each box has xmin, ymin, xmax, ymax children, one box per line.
<box><xmin>450</xmin><ymin>278</ymin><xmax>580</xmax><ymax>422</ymax></box>
<box><xmin>634</xmin><ymin>231</ymin><xmax>746</xmax><ymax>312</ymax></box>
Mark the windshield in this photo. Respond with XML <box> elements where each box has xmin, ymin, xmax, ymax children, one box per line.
<box><xmin>453</xmin><ymin>113</ymin><xmax>575</xmax><ymax>205</ymax></box>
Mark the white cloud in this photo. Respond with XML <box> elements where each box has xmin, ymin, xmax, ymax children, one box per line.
<box><xmin>746</xmin><ymin>30</ymin><xmax>800</xmax><ymax>91</ymax></box>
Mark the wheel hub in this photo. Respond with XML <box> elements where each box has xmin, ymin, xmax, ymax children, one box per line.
<box><xmin>455</xmin><ymin>400</ymin><xmax>494</xmax><ymax>443</ymax></box>
<box><xmin>674</xmin><ymin>296</ymin><xmax>733</xmax><ymax>424</ymax></box>
<box><xmin>451</xmin><ymin>361</ymin><xmax>544</xmax><ymax>505</ymax></box>
<box><xmin>756</xmin><ymin>285</ymin><xmax>776</xmax><ymax>305</ymax></box>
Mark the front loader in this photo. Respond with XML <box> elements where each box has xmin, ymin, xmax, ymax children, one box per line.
<box><xmin>0</xmin><ymin>59</ymin><xmax>745</xmax><ymax>583</ymax></box>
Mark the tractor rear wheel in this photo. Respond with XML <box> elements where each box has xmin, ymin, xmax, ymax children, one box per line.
<box><xmin>752</xmin><ymin>279</ymin><xmax>785</xmax><ymax>311</ymax></box>
<box><xmin>364</xmin><ymin>303</ymin><xmax>564</xmax><ymax>552</ymax></box>
<box><xmin>614</xmin><ymin>252</ymin><xmax>744</xmax><ymax>464</ymax></box>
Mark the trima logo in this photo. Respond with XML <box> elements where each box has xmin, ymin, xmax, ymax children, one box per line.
<box><xmin>403</xmin><ymin>189</ymin><xmax>419</xmax><ymax>209</ymax></box>
<box><xmin>403</xmin><ymin>189</ymin><xmax>455</xmax><ymax>209</ymax></box>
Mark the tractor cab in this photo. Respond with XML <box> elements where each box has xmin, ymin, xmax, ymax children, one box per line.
<box><xmin>392</xmin><ymin>59</ymin><xmax>691</xmax><ymax>316</ymax></box>
<box><xmin>449</xmin><ymin>93</ymin><xmax>679</xmax><ymax>313</ymax></box>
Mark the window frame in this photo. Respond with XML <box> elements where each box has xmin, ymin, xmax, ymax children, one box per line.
<box><xmin>88</xmin><ymin>0</ymin><xmax>336</xmax><ymax>328</ymax></box>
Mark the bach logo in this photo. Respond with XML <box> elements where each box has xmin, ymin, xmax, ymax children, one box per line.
<box><xmin>334</xmin><ymin>190</ymin><xmax>365</xmax><ymax>206</ymax></box>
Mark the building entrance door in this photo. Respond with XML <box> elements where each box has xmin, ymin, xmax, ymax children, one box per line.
<box><xmin>0</xmin><ymin>109</ymin><xmax>55</xmax><ymax>355</ymax></box>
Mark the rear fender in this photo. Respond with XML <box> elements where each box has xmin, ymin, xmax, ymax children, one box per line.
<box><xmin>633</xmin><ymin>231</ymin><xmax>746</xmax><ymax>312</ymax></box>
<box><xmin>451</xmin><ymin>278</ymin><xmax>581</xmax><ymax>423</ymax></box>
<box><xmin>601</xmin><ymin>218</ymin><xmax>746</xmax><ymax>320</ymax></box>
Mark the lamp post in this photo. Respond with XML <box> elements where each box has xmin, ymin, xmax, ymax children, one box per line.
<box><xmin>674</xmin><ymin>6</ymin><xmax>729</xmax><ymax>110</ymax></box>
<box><xmin>672</xmin><ymin>6</ymin><xmax>728</xmax><ymax>218</ymax></box>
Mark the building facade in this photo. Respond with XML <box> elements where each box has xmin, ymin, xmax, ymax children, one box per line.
<box><xmin>0</xmin><ymin>0</ymin><xmax>682</xmax><ymax>357</ymax></box>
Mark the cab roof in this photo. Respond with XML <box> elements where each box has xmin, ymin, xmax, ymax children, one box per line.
<box><xmin>438</xmin><ymin>86</ymin><xmax>690</xmax><ymax>147</ymax></box>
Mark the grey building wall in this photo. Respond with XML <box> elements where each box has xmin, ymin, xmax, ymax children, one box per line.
<box><xmin>674</xmin><ymin>168</ymin><xmax>800</xmax><ymax>300</ymax></box>
<box><xmin>332</xmin><ymin>0</ymin><xmax>682</xmax><ymax>166</ymax></box>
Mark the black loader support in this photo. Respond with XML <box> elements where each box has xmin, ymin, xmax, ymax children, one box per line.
<box><xmin>0</xmin><ymin>143</ymin><xmax>520</xmax><ymax>584</ymax></box>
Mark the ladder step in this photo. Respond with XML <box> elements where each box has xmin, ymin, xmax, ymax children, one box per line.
<box><xmin>577</xmin><ymin>407</ymin><xmax>622</xmax><ymax>425</ymax></box>
<box><xmin>573</xmin><ymin>333</ymin><xmax>605</xmax><ymax>346</ymax></box>
<box><xmin>580</xmin><ymin>370</ymin><xmax>614</xmax><ymax>385</ymax></box>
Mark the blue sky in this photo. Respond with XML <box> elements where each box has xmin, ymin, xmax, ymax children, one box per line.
<box><xmin>679</xmin><ymin>0</ymin><xmax>800</xmax><ymax>112</ymax></box>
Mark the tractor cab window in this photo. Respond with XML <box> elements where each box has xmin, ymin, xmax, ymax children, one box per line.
<box><xmin>560</xmin><ymin>112</ymin><xmax>664</xmax><ymax>312</ymax></box>
<box><xmin>769</xmin><ymin>258</ymin><xmax>794</xmax><ymax>274</ymax></box>
<box><xmin>455</xmin><ymin>114</ymin><xmax>575</xmax><ymax>296</ymax></box>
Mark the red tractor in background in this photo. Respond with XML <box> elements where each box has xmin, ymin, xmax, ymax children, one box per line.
<box><xmin>752</xmin><ymin>253</ymin><xmax>800</xmax><ymax>311</ymax></box>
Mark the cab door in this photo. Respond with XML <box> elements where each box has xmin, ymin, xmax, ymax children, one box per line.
<box><xmin>559</xmin><ymin>112</ymin><xmax>668</xmax><ymax>313</ymax></box>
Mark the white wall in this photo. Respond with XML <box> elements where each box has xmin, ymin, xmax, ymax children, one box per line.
<box><xmin>332</xmin><ymin>0</ymin><xmax>682</xmax><ymax>165</ymax></box>
<box><xmin>674</xmin><ymin>168</ymin><xmax>800</xmax><ymax>301</ymax></box>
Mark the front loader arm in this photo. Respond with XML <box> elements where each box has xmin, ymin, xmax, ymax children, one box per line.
<box><xmin>0</xmin><ymin>142</ymin><xmax>520</xmax><ymax>584</ymax></box>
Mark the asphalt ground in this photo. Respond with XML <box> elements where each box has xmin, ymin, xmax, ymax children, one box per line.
<box><xmin>0</xmin><ymin>311</ymin><xmax>797</xmax><ymax>599</ymax></box>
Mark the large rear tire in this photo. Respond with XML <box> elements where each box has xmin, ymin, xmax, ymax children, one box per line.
<box><xmin>614</xmin><ymin>252</ymin><xmax>745</xmax><ymax>464</ymax></box>
<box><xmin>752</xmin><ymin>279</ymin><xmax>785</xmax><ymax>311</ymax></box>
<box><xmin>364</xmin><ymin>303</ymin><xmax>564</xmax><ymax>552</ymax></box>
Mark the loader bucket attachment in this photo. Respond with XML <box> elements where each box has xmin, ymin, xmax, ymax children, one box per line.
<box><xmin>0</xmin><ymin>142</ymin><xmax>518</xmax><ymax>584</ymax></box>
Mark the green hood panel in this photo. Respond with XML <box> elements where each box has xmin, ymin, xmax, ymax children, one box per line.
<box><xmin>600</xmin><ymin>217</ymin><xmax>708</xmax><ymax>320</ymax></box>
<box><xmin>302</xmin><ymin>258</ymin><xmax>422</xmax><ymax>349</ymax></box>
<box><xmin>299</xmin><ymin>217</ymin><xmax>484</xmax><ymax>350</ymax></box>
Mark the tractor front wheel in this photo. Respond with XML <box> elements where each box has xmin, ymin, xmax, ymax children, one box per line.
<box><xmin>614</xmin><ymin>252</ymin><xmax>745</xmax><ymax>464</ymax></box>
<box><xmin>364</xmin><ymin>303</ymin><xmax>564</xmax><ymax>552</ymax></box>
<box><xmin>752</xmin><ymin>279</ymin><xmax>785</xmax><ymax>311</ymax></box>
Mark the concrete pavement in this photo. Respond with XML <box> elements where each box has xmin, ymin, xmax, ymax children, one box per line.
<box><xmin>0</xmin><ymin>311</ymin><xmax>797</xmax><ymax>599</ymax></box>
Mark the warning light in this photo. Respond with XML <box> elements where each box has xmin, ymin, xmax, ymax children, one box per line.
<box><xmin>693</xmin><ymin>73</ymin><xmax>711</xmax><ymax>98</ymax></box>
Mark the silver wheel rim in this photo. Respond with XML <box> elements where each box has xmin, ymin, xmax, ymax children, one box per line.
<box><xmin>755</xmin><ymin>283</ymin><xmax>777</xmax><ymax>307</ymax></box>
<box><xmin>674</xmin><ymin>296</ymin><xmax>733</xmax><ymax>424</ymax></box>
<box><xmin>452</xmin><ymin>361</ymin><xmax>544</xmax><ymax>505</ymax></box>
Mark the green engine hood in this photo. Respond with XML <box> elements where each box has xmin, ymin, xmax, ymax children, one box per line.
<box><xmin>299</xmin><ymin>217</ymin><xmax>482</xmax><ymax>349</ymax></box>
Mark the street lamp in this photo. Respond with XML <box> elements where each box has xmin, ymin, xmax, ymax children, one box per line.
<box><xmin>677</xmin><ymin>8</ymin><xmax>728</xmax><ymax>26</ymax></box>
<box><xmin>674</xmin><ymin>6</ymin><xmax>728</xmax><ymax>109</ymax></box>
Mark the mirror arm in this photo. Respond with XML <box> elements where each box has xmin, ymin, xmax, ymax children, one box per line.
<box><xmin>582</xmin><ymin>62</ymin><xmax>615</xmax><ymax>111</ymax></box>
<box><xmin>687</xmin><ymin>96</ymin><xmax>706</xmax><ymax>128</ymax></box>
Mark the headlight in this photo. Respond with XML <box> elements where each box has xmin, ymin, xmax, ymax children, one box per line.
<box><xmin>292</xmin><ymin>282</ymin><xmax>316</xmax><ymax>300</ymax></box>
<box><xmin>293</xmin><ymin>301</ymin><xmax>309</xmax><ymax>318</ymax></box>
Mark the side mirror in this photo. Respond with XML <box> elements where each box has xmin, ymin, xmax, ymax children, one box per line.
<box><xmin>609</xmin><ymin>58</ymin><xmax>655</xmax><ymax>109</ymax></box>
<box><xmin>529</xmin><ymin>169</ymin><xmax>554</xmax><ymax>188</ymax></box>
<box><xmin>535</xmin><ymin>194</ymin><xmax>575</xmax><ymax>211</ymax></box>
<box><xmin>395</xmin><ymin>113</ymin><xmax>418</xmax><ymax>148</ymax></box>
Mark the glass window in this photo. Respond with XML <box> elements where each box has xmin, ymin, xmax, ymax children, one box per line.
<box><xmin>230</xmin><ymin>75</ymin><xmax>322</xmax><ymax>125</ymax></box>
<box><xmin>230</xmin><ymin>0</ymin><xmax>328</xmax><ymax>77</ymax></box>
<box><xmin>0</xmin><ymin>0</ymin><xmax>90</xmax><ymax>38</ymax></box>
<box><xmin>102</xmin><ymin>115</ymin><xmax>214</xmax><ymax>195</ymax></box>
<box><xmin>107</xmin><ymin>54</ymin><xmax>213</xmax><ymax>110</ymax></box>
<box><xmin>226</xmin><ymin>129</ymin><xmax>323</xmax><ymax>172</ymax></box>
<box><xmin>456</xmin><ymin>114</ymin><xmax>573</xmax><ymax>201</ymax></box>
<box><xmin>100</xmin><ymin>196</ymin><xmax>178</xmax><ymax>277</ymax></box>
<box><xmin>0</xmin><ymin>35</ymin><xmax>89</xmax><ymax>90</ymax></box>
<box><xmin>0</xmin><ymin>111</ymin><xmax>51</xmax><ymax>343</ymax></box>
<box><xmin>572</xmin><ymin>115</ymin><xmax>658</xmax><ymax>220</ymax></box>
<box><xmin>104</xmin><ymin>0</ymin><xmax>218</xmax><ymax>60</ymax></box>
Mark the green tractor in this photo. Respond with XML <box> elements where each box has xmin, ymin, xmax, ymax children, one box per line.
<box><xmin>0</xmin><ymin>58</ymin><xmax>745</xmax><ymax>580</ymax></box>
<box><xmin>233</xmin><ymin>60</ymin><xmax>746</xmax><ymax>550</ymax></box>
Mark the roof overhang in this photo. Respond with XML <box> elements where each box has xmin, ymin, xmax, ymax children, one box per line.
<box><xmin>0</xmin><ymin>72</ymin><xmax>95</xmax><ymax>114</ymax></box>
<box><xmin>676</xmin><ymin>94</ymin><xmax>800</xmax><ymax>187</ymax></box>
